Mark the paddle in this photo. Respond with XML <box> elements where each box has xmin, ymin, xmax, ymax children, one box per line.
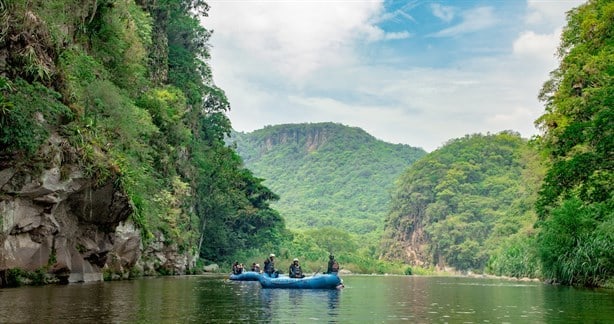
<box><xmin>312</xmin><ymin>266</ymin><xmax>322</xmax><ymax>277</ymax></box>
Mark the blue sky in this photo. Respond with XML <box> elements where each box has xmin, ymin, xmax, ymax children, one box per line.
<box><xmin>202</xmin><ymin>0</ymin><xmax>585</xmax><ymax>151</ymax></box>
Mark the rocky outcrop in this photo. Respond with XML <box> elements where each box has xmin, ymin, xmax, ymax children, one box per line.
<box><xmin>381</xmin><ymin>220</ymin><xmax>431</xmax><ymax>268</ymax></box>
<box><xmin>0</xmin><ymin>134</ymin><xmax>133</xmax><ymax>284</ymax></box>
<box><xmin>260</xmin><ymin>125</ymin><xmax>332</xmax><ymax>154</ymax></box>
<box><xmin>139</xmin><ymin>232</ymin><xmax>196</xmax><ymax>276</ymax></box>
<box><xmin>104</xmin><ymin>220</ymin><xmax>142</xmax><ymax>279</ymax></box>
<box><xmin>0</xmin><ymin>133</ymin><xmax>200</xmax><ymax>286</ymax></box>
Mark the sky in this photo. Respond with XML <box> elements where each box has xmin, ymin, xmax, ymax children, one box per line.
<box><xmin>202</xmin><ymin>0</ymin><xmax>586</xmax><ymax>152</ymax></box>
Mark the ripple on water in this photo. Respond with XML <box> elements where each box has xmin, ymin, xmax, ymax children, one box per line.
<box><xmin>0</xmin><ymin>275</ymin><xmax>612</xmax><ymax>323</ymax></box>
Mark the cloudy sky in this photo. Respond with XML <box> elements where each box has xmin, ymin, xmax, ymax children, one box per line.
<box><xmin>202</xmin><ymin>0</ymin><xmax>585</xmax><ymax>152</ymax></box>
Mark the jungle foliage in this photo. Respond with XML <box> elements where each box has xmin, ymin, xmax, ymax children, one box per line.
<box><xmin>382</xmin><ymin>132</ymin><xmax>545</xmax><ymax>276</ymax></box>
<box><xmin>231</xmin><ymin>122</ymin><xmax>426</xmax><ymax>246</ymax></box>
<box><xmin>0</xmin><ymin>0</ymin><xmax>285</xmax><ymax>267</ymax></box>
<box><xmin>534</xmin><ymin>0</ymin><xmax>613</xmax><ymax>287</ymax></box>
<box><xmin>381</xmin><ymin>0</ymin><xmax>613</xmax><ymax>287</ymax></box>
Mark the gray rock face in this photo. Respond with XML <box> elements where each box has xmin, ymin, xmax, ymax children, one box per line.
<box><xmin>1</xmin><ymin>134</ymin><xmax>197</xmax><ymax>286</ymax></box>
<box><xmin>140</xmin><ymin>232</ymin><xmax>196</xmax><ymax>276</ymax></box>
<box><xmin>105</xmin><ymin>220</ymin><xmax>142</xmax><ymax>279</ymax></box>
<box><xmin>0</xmin><ymin>135</ymin><xmax>133</xmax><ymax>284</ymax></box>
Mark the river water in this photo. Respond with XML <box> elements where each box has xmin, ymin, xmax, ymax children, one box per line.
<box><xmin>0</xmin><ymin>275</ymin><xmax>612</xmax><ymax>323</ymax></box>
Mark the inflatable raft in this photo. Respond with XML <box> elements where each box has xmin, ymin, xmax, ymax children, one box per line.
<box><xmin>258</xmin><ymin>273</ymin><xmax>343</xmax><ymax>289</ymax></box>
<box><xmin>229</xmin><ymin>271</ymin><xmax>261</xmax><ymax>281</ymax></box>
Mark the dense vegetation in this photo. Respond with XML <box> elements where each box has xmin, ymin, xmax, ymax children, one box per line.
<box><xmin>534</xmin><ymin>0</ymin><xmax>613</xmax><ymax>287</ymax></box>
<box><xmin>1</xmin><ymin>0</ymin><xmax>610</xmax><ymax>286</ymax></box>
<box><xmin>231</xmin><ymin>123</ymin><xmax>425</xmax><ymax>242</ymax></box>
<box><xmin>381</xmin><ymin>132</ymin><xmax>544</xmax><ymax>276</ymax></box>
<box><xmin>0</xmin><ymin>0</ymin><xmax>285</xmax><ymax>269</ymax></box>
<box><xmin>381</xmin><ymin>0</ymin><xmax>612</xmax><ymax>287</ymax></box>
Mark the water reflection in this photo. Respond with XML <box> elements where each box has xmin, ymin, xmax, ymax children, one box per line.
<box><xmin>326</xmin><ymin>289</ymin><xmax>341</xmax><ymax>317</ymax></box>
<box><xmin>0</xmin><ymin>275</ymin><xmax>612</xmax><ymax>322</ymax></box>
<box><xmin>258</xmin><ymin>286</ymin><xmax>341</xmax><ymax>321</ymax></box>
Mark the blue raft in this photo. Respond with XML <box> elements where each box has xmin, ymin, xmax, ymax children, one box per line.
<box><xmin>258</xmin><ymin>273</ymin><xmax>343</xmax><ymax>289</ymax></box>
<box><xmin>229</xmin><ymin>271</ymin><xmax>261</xmax><ymax>281</ymax></box>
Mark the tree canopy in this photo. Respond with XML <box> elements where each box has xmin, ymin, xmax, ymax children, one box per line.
<box><xmin>381</xmin><ymin>132</ymin><xmax>544</xmax><ymax>274</ymax></box>
<box><xmin>534</xmin><ymin>0</ymin><xmax>613</xmax><ymax>287</ymax></box>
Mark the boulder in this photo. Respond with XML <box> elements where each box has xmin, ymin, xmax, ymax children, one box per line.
<box><xmin>203</xmin><ymin>264</ymin><xmax>219</xmax><ymax>272</ymax></box>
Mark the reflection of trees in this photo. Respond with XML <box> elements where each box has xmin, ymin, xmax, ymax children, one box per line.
<box><xmin>192</xmin><ymin>277</ymin><xmax>264</xmax><ymax>321</ymax></box>
<box><xmin>3</xmin><ymin>276</ymin><xmax>610</xmax><ymax>322</ymax></box>
<box><xmin>326</xmin><ymin>290</ymin><xmax>341</xmax><ymax>317</ymax></box>
<box><xmin>257</xmin><ymin>288</ymin><xmax>343</xmax><ymax>322</ymax></box>
<box><xmin>288</xmin><ymin>289</ymin><xmax>304</xmax><ymax>305</ymax></box>
<box><xmin>258</xmin><ymin>287</ymin><xmax>277</xmax><ymax>321</ymax></box>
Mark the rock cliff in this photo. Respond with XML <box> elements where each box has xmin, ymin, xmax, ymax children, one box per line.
<box><xmin>0</xmin><ymin>134</ymin><xmax>134</xmax><ymax>284</ymax></box>
<box><xmin>0</xmin><ymin>133</ymin><xmax>197</xmax><ymax>286</ymax></box>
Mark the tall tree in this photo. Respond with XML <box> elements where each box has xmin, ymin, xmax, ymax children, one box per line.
<box><xmin>158</xmin><ymin>0</ymin><xmax>286</xmax><ymax>261</ymax></box>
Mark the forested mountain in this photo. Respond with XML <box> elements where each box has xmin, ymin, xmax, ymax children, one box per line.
<box><xmin>0</xmin><ymin>0</ymin><xmax>283</xmax><ymax>285</ymax></box>
<box><xmin>381</xmin><ymin>132</ymin><xmax>544</xmax><ymax>275</ymax></box>
<box><xmin>230</xmin><ymin>123</ymin><xmax>426</xmax><ymax>240</ymax></box>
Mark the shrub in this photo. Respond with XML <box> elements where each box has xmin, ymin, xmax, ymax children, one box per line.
<box><xmin>0</xmin><ymin>78</ymin><xmax>72</xmax><ymax>155</ymax></box>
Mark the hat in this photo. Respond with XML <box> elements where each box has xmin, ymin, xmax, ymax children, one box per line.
<box><xmin>269</xmin><ymin>254</ymin><xmax>275</xmax><ymax>257</ymax></box>
<box><xmin>293</xmin><ymin>258</ymin><xmax>299</xmax><ymax>262</ymax></box>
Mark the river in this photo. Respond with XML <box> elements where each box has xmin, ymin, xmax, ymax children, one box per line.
<box><xmin>1</xmin><ymin>275</ymin><xmax>612</xmax><ymax>322</ymax></box>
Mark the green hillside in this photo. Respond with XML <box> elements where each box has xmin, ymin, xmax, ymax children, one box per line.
<box><xmin>381</xmin><ymin>132</ymin><xmax>545</xmax><ymax>275</ymax></box>
<box><xmin>230</xmin><ymin>123</ymin><xmax>426</xmax><ymax>240</ymax></box>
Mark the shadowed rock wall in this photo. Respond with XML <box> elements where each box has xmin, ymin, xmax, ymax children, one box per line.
<box><xmin>0</xmin><ymin>134</ymin><xmax>134</xmax><ymax>284</ymax></box>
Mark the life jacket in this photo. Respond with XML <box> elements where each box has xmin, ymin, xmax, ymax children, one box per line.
<box><xmin>264</xmin><ymin>259</ymin><xmax>275</xmax><ymax>273</ymax></box>
<box><xmin>290</xmin><ymin>264</ymin><xmax>303</xmax><ymax>278</ymax></box>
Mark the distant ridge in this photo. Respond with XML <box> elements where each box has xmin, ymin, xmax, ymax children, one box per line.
<box><xmin>230</xmin><ymin>122</ymin><xmax>426</xmax><ymax>239</ymax></box>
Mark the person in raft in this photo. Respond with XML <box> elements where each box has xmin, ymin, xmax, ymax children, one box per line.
<box><xmin>263</xmin><ymin>254</ymin><xmax>277</xmax><ymax>277</ymax></box>
<box><xmin>251</xmin><ymin>262</ymin><xmax>261</xmax><ymax>273</ymax></box>
<box><xmin>289</xmin><ymin>258</ymin><xmax>305</xmax><ymax>278</ymax></box>
<box><xmin>325</xmin><ymin>255</ymin><xmax>339</xmax><ymax>274</ymax></box>
<box><xmin>232</xmin><ymin>261</ymin><xmax>243</xmax><ymax>275</ymax></box>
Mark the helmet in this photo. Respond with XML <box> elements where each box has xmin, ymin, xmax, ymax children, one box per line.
<box><xmin>329</xmin><ymin>255</ymin><xmax>334</xmax><ymax>259</ymax></box>
<box><xmin>269</xmin><ymin>254</ymin><xmax>275</xmax><ymax>257</ymax></box>
<box><xmin>293</xmin><ymin>258</ymin><xmax>299</xmax><ymax>262</ymax></box>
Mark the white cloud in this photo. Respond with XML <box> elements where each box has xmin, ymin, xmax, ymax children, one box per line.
<box><xmin>224</xmin><ymin>56</ymin><xmax>551</xmax><ymax>151</ymax></box>
<box><xmin>384</xmin><ymin>31</ymin><xmax>412</xmax><ymax>40</ymax></box>
<box><xmin>511</xmin><ymin>1</ymin><xmax>587</xmax><ymax>71</ymax></box>
<box><xmin>430</xmin><ymin>3</ymin><xmax>455</xmax><ymax>23</ymax></box>
<box><xmin>205</xmin><ymin>1</ymin><xmax>389</xmax><ymax>79</ymax></box>
<box><xmin>513</xmin><ymin>30</ymin><xmax>560</xmax><ymax>61</ymax></box>
<box><xmin>525</xmin><ymin>0</ymin><xmax>586</xmax><ymax>28</ymax></box>
<box><xmin>204</xmin><ymin>1</ymin><xmax>587</xmax><ymax>152</ymax></box>
<box><xmin>377</xmin><ymin>0</ymin><xmax>420</xmax><ymax>24</ymax></box>
<box><xmin>431</xmin><ymin>6</ymin><xmax>497</xmax><ymax>37</ymax></box>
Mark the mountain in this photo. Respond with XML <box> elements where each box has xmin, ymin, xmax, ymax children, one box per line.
<box><xmin>381</xmin><ymin>132</ymin><xmax>544</xmax><ymax>274</ymax></box>
<box><xmin>230</xmin><ymin>122</ymin><xmax>426</xmax><ymax>240</ymax></box>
